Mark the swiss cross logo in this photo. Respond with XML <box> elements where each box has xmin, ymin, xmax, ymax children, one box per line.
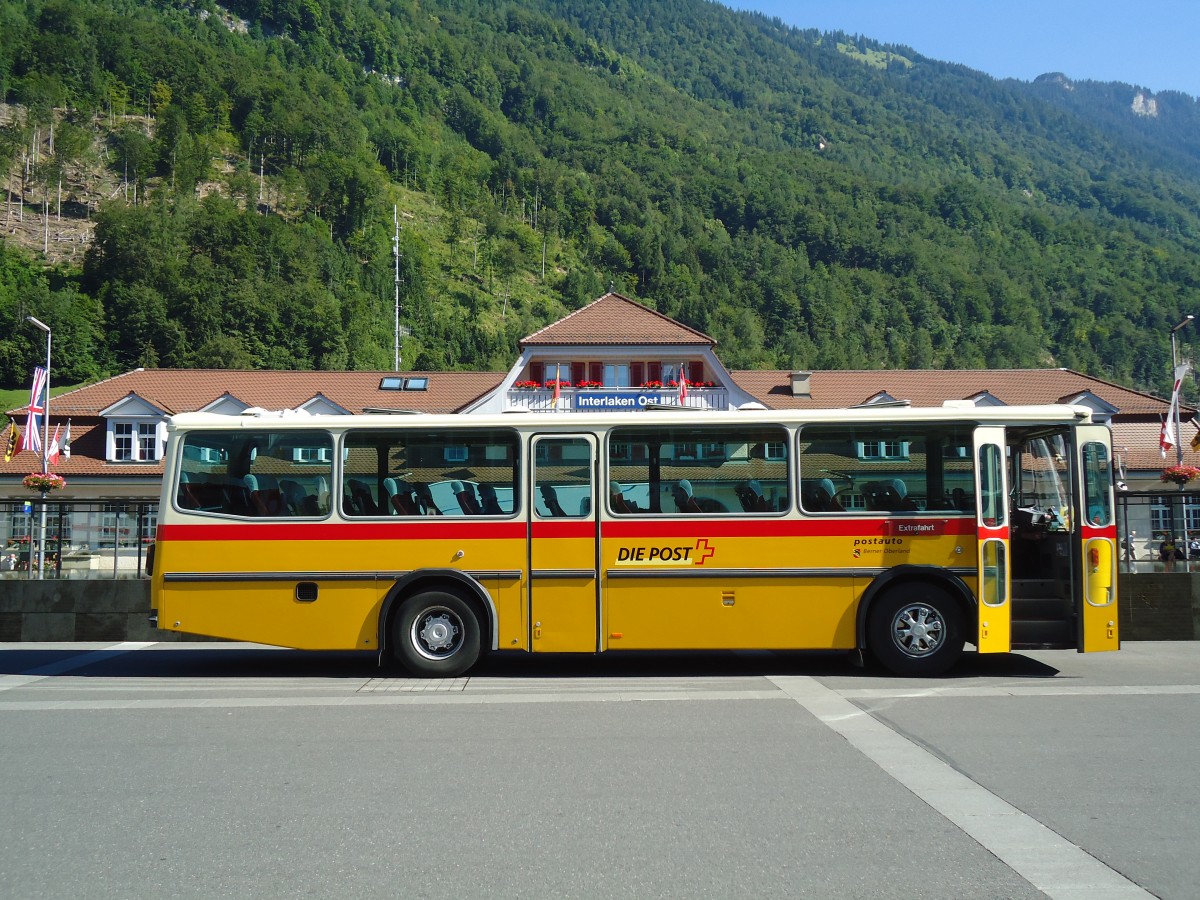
<box><xmin>693</xmin><ymin>538</ymin><xmax>716</xmax><ymax>565</ymax></box>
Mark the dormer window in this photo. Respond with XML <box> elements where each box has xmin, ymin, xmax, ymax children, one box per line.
<box><xmin>109</xmin><ymin>420</ymin><xmax>164</xmax><ymax>462</ymax></box>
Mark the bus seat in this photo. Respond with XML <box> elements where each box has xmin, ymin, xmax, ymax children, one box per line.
<box><xmin>673</xmin><ymin>479</ymin><xmax>702</xmax><ymax>514</ymax></box>
<box><xmin>451</xmin><ymin>481</ymin><xmax>482</xmax><ymax>516</ymax></box>
<box><xmin>384</xmin><ymin>478</ymin><xmax>421</xmax><ymax>515</ymax></box>
<box><xmin>737</xmin><ymin>480</ymin><xmax>770</xmax><ymax>513</ymax></box>
<box><xmin>245</xmin><ymin>473</ymin><xmax>285</xmax><ymax>516</ymax></box>
<box><xmin>478</xmin><ymin>483</ymin><xmax>504</xmax><ymax>515</ymax></box>
<box><xmin>609</xmin><ymin>481</ymin><xmax>632</xmax><ymax>514</ymax></box>
<box><xmin>348</xmin><ymin>479</ymin><xmax>379</xmax><ymax>515</ymax></box>
<box><xmin>818</xmin><ymin>478</ymin><xmax>843</xmax><ymax>511</ymax></box>
<box><xmin>280</xmin><ymin>479</ymin><xmax>307</xmax><ymax>515</ymax></box>
<box><xmin>177</xmin><ymin>472</ymin><xmax>200</xmax><ymax>509</ymax></box>
<box><xmin>222</xmin><ymin>479</ymin><xmax>253</xmax><ymax>516</ymax></box>
<box><xmin>413</xmin><ymin>483</ymin><xmax>441</xmax><ymax>515</ymax></box>
<box><xmin>890</xmin><ymin>478</ymin><xmax>919</xmax><ymax>511</ymax></box>
<box><xmin>382</xmin><ymin>477</ymin><xmax>400</xmax><ymax>515</ymax></box>
<box><xmin>580</xmin><ymin>497</ymin><xmax>591</xmax><ymax>517</ymax></box>
<box><xmin>539</xmin><ymin>484</ymin><xmax>568</xmax><ymax>517</ymax></box>
<box><xmin>862</xmin><ymin>482</ymin><xmax>904</xmax><ymax>512</ymax></box>
<box><xmin>800</xmin><ymin>481</ymin><xmax>831</xmax><ymax>512</ymax></box>
<box><xmin>314</xmin><ymin>476</ymin><xmax>331</xmax><ymax>514</ymax></box>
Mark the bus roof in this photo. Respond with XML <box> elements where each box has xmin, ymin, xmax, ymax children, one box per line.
<box><xmin>164</xmin><ymin>403</ymin><xmax>1096</xmax><ymax>431</ymax></box>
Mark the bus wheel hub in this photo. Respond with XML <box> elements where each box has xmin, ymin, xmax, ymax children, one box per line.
<box><xmin>895</xmin><ymin>605</ymin><xmax>942</xmax><ymax>655</ymax></box>
<box><xmin>420</xmin><ymin>614</ymin><xmax>458</xmax><ymax>651</ymax></box>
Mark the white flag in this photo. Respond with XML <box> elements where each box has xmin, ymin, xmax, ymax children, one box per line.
<box><xmin>1162</xmin><ymin>364</ymin><xmax>1189</xmax><ymax>458</ymax></box>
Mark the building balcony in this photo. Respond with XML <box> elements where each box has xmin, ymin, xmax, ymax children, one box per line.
<box><xmin>506</xmin><ymin>386</ymin><xmax>729</xmax><ymax>412</ymax></box>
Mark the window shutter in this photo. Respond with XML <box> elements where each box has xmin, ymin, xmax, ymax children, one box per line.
<box><xmin>631</xmin><ymin>362</ymin><xmax>644</xmax><ymax>386</ymax></box>
<box><xmin>690</xmin><ymin>361</ymin><xmax>704</xmax><ymax>383</ymax></box>
<box><xmin>529</xmin><ymin>361</ymin><xmax>544</xmax><ymax>384</ymax></box>
<box><xmin>589</xmin><ymin>361</ymin><xmax>603</xmax><ymax>384</ymax></box>
<box><xmin>571</xmin><ymin>362</ymin><xmax>586</xmax><ymax>385</ymax></box>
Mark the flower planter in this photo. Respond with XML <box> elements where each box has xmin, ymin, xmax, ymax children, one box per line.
<box><xmin>23</xmin><ymin>472</ymin><xmax>66</xmax><ymax>493</ymax></box>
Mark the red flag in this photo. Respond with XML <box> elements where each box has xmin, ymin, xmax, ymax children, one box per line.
<box><xmin>677</xmin><ymin>363</ymin><xmax>688</xmax><ymax>404</ymax></box>
<box><xmin>552</xmin><ymin>378</ymin><xmax>561</xmax><ymax>405</ymax></box>
<box><xmin>48</xmin><ymin>424</ymin><xmax>62</xmax><ymax>467</ymax></box>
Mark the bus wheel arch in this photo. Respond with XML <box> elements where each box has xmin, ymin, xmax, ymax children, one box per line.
<box><xmin>859</xmin><ymin>569</ymin><xmax>972</xmax><ymax>676</ymax></box>
<box><xmin>379</xmin><ymin>572</ymin><xmax>494</xmax><ymax>675</ymax></box>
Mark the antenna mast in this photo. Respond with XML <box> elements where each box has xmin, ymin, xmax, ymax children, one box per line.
<box><xmin>393</xmin><ymin>204</ymin><xmax>401</xmax><ymax>372</ymax></box>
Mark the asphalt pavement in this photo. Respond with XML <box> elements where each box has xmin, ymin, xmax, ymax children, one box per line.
<box><xmin>0</xmin><ymin>642</ymin><xmax>1196</xmax><ymax>899</ymax></box>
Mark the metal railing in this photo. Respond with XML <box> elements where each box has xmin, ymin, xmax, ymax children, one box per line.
<box><xmin>1</xmin><ymin>500</ymin><xmax>158</xmax><ymax>579</ymax></box>
<box><xmin>0</xmin><ymin>489</ymin><xmax>1190</xmax><ymax>579</ymax></box>
<box><xmin>1116</xmin><ymin>489</ymin><xmax>1200</xmax><ymax>574</ymax></box>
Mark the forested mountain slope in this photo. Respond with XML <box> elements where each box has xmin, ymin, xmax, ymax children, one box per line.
<box><xmin>2</xmin><ymin>0</ymin><xmax>1199</xmax><ymax>398</ymax></box>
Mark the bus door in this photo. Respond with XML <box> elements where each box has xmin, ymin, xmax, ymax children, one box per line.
<box><xmin>975</xmin><ymin>426</ymin><xmax>1010</xmax><ymax>653</ymax></box>
<box><xmin>1075</xmin><ymin>425</ymin><xmax>1119</xmax><ymax>652</ymax></box>
<box><xmin>529</xmin><ymin>435</ymin><xmax>599</xmax><ymax>652</ymax></box>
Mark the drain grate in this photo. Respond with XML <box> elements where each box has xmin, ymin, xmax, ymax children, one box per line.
<box><xmin>358</xmin><ymin>677</ymin><xmax>469</xmax><ymax>693</ymax></box>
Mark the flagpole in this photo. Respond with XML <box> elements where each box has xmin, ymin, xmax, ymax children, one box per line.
<box><xmin>1171</xmin><ymin>316</ymin><xmax>1194</xmax><ymax>466</ymax></box>
<box><xmin>26</xmin><ymin>316</ymin><xmax>51</xmax><ymax>579</ymax></box>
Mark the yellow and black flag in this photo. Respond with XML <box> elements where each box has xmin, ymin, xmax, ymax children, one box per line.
<box><xmin>2</xmin><ymin>421</ymin><xmax>16</xmax><ymax>462</ymax></box>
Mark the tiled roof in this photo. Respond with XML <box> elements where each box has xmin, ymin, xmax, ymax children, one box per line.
<box><xmin>3</xmin><ymin>360</ymin><xmax>1192</xmax><ymax>483</ymax></box>
<box><xmin>1113</xmin><ymin>420</ymin><xmax>1200</xmax><ymax>473</ymax></box>
<box><xmin>729</xmin><ymin>368</ymin><xmax>1177</xmax><ymax>416</ymax></box>
<box><xmin>7</xmin><ymin>369</ymin><xmax>503</xmax><ymax>418</ymax></box>
<box><xmin>521</xmin><ymin>293</ymin><xmax>714</xmax><ymax>347</ymax></box>
<box><xmin>1</xmin><ymin>369</ymin><xmax>503</xmax><ymax>479</ymax></box>
<box><xmin>1</xmin><ymin>420</ymin><xmax>163</xmax><ymax>478</ymax></box>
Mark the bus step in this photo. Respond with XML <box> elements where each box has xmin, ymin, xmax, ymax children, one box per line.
<box><xmin>1011</xmin><ymin>578</ymin><xmax>1059</xmax><ymax>599</ymax></box>
<box><xmin>1011</xmin><ymin>618</ymin><xmax>1073</xmax><ymax>646</ymax></box>
<box><xmin>1011</xmin><ymin>596</ymin><xmax>1070</xmax><ymax>619</ymax></box>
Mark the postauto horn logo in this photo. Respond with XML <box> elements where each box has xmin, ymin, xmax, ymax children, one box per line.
<box><xmin>615</xmin><ymin>539</ymin><xmax>716</xmax><ymax>566</ymax></box>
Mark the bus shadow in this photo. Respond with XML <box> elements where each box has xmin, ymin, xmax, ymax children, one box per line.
<box><xmin>0</xmin><ymin>646</ymin><xmax>1061</xmax><ymax>680</ymax></box>
<box><xmin>467</xmin><ymin>648</ymin><xmax>1063</xmax><ymax>680</ymax></box>
<box><xmin>0</xmin><ymin>646</ymin><xmax>379</xmax><ymax>679</ymax></box>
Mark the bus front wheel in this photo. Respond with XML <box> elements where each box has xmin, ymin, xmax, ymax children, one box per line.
<box><xmin>868</xmin><ymin>584</ymin><xmax>964</xmax><ymax>676</ymax></box>
<box><xmin>392</xmin><ymin>591</ymin><xmax>482</xmax><ymax>677</ymax></box>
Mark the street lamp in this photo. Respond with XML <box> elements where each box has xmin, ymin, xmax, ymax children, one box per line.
<box><xmin>1170</xmin><ymin>315</ymin><xmax>1193</xmax><ymax>370</ymax></box>
<box><xmin>1171</xmin><ymin>316</ymin><xmax>1195</xmax><ymax>465</ymax></box>
<box><xmin>25</xmin><ymin>316</ymin><xmax>51</xmax><ymax>579</ymax></box>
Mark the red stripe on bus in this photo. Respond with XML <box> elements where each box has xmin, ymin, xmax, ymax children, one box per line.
<box><xmin>531</xmin><ymin>521</ymin><xmax>595</xmax><ymax>539</ymax></box>
<box><xmin>158</xmin><ymin>522</ymin><xmax>529</xmax><ymax>541</ymax></box>
<box><xmin>158</xmin><ymin>517</ymin><xmax>977</xmax><ymax>542</ymax></box>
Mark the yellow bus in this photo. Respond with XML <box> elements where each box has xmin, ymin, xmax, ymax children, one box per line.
<box><xmin>148</xmin><ymin>404</ymin><xmax>1118</xmax><ymax>676</ymax></box>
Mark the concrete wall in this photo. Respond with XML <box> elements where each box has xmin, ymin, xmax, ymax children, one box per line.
<box><xmin>1</xmin><ymin>576</ymin><xmax>1196</xmax><ymax>643</ymax></box>
<box><xmin>1118</xmin><ymin>574</ymin><xmax>1200</xmax><ymax>641</ymax></box>
<box><xmin>0</xmin><ymin>579</ymin><xmax>173</xmax><ymax>642</ymax></box>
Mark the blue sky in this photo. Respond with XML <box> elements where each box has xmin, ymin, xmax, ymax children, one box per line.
<box><xmin>722</xmin><ymin>1</ymin><xmax>1200</xmax><ymax>98</ymax></box>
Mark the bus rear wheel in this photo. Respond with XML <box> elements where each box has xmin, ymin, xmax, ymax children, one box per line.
<box><xmin>392</xmin><ymin>591</ymin><xmax>482</xmax><ymax>677</ymax></box>
<box><xmin>868</xmin><ymin>583</ymin><xmax>964</xmax><ymax>676</ymax></box>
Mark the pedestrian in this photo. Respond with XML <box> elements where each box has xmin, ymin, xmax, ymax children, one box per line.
<box><xmin>1160</xmin><ymin>535</ymin><xmax>1178</xmax><ymax>571</ymax></box>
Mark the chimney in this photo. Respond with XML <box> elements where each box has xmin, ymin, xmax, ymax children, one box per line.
<box><xmin>791</xmin><ymin>371</ymin><xmax>812</xmax><ymax>398</ymax></box>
